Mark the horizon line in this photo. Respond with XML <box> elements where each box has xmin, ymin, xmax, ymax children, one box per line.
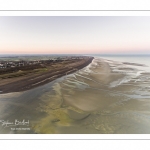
<box><xmin>0</xmin><ymin>53</ymin><xmax>150</xmax><ymax>56</ymax></box>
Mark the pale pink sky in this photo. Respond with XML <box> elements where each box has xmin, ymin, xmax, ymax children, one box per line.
<box><xmin>0</xmin><ymin>16</ymin><xmax>150</xmax><ymax>54</ymax></box>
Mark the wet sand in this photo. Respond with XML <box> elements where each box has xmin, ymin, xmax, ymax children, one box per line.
<box><xmin>0</xmin><ymin>57</ymin><xmax>150</xmax><ymax>134</ymax></box>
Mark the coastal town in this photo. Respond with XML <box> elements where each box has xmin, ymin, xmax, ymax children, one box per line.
<box><xmin>0</xmin><ymin>56</ymin><xmax>89</xmax><ymax>69</ymax></box>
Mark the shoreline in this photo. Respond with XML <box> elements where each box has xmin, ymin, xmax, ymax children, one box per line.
<box><xmin>0</xmin><ymin>57</ymin><xmax>94</xmax><ymax>94</ymax></box>
<box><xmin>0</xmin><ymin>57</ymin><xmax>150</xmax><ymax>133</ymax></box>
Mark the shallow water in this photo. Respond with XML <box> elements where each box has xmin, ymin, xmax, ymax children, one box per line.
<box><xmin>0</xmin><ymin>56</ymin><xmax>150</xmax><ymax>134</ymax></box>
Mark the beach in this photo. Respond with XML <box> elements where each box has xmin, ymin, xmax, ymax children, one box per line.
<box><xmin>0</xmin><ymin>56</ymin><xmax>150</xmax><ymax>134</ymax></box>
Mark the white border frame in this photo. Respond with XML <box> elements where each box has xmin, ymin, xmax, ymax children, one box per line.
<box><xmin>0</xmin><ymin>10</ymin><xmax>150</xmax><ymax>139</ymax></box>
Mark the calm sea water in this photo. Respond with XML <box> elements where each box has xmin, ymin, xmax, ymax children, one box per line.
<box><xmin>91</xmin><ymin>55</ymin><xmax>150</xmax><ymax>72</ymax></box>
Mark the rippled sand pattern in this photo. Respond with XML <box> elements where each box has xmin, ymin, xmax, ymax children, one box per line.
<box><xmin>0</xmin><ymin>58</ymin><xmax>150</xmax><ymax>133</ymax></box>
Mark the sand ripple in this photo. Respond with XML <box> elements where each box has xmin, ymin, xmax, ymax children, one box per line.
<box><xmin>0</xmin><ymin>57</ymin><xmax>150</xmax><ymax>133</ymax></box>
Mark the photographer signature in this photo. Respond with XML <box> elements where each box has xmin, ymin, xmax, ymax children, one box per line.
<box><xmin>0</xmin><ymin>119</ymin><xmax>29</xmax><ymax>128</ymax></box>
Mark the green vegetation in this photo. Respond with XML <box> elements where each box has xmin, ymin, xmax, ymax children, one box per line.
<box><xmin>0</xmin><ymin>68</ymin><xmax>48</xmax><ymax>79</ymax></box>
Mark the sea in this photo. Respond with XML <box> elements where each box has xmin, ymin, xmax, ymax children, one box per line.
<box><xmin>0</xmin><ymin>54</ymin><xmax>150</xmax><ymax>134</ymax></box>
<box><xmin>93</xmin><ymin>54</ymin><xmax>150</xmax><ymax>71</ymax></box>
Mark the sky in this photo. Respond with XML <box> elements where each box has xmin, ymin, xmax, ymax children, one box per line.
<box><xmin>0</xmin><ymin>16</ymin><xmax>150</xmax><ymax>55</ymax></box>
